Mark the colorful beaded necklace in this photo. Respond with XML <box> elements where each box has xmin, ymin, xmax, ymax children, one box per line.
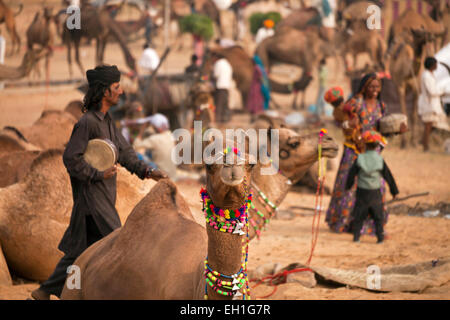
<box><xmin>248</xmin><ymin>182</ymin><xmax>279</xmax><ymax>239</ymax></box>
<box><xmin>201</xmin><ymin>188</ymin><xmax>251</xmax><ymax>300</ymax></box>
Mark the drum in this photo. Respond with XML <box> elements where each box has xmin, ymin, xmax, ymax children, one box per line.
<box><xmin>83</xmin><ymin>139</ymin><xmax>118</xmax><ymax>171</ymax></box>
<box><xmin>379</xmin><ymin>113</ymin><xmax>408</xmax><ymax>135</ymax></box>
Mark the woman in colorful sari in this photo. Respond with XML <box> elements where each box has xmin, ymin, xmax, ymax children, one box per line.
<box><xmin>325</xmin><ymin>73</ymin><xmax>388</xmax><ymax>235</ymax></box>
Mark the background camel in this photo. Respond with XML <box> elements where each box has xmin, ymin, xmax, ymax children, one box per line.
<box><xmin>255</xmin><ymin>26</ymin><xmax>330</xmax><ymax>109</ymax></box>
<box><xmin>0</xmin><ymin>149</ymin><xmax>40</xmax><ymax>188</ymax></box>
<box><xmin>202</xmin><ymin>45</ymin><xmax>313</xmax><ymax>110</ymax></box>
<box><xmin>61</xmin><ymin>142</ymin><xmax>254</xmax><ymax>300</ymax></box>
<box><xmin>0</xmin><ymin>0</ymin><xmax>22</xmax><ymax>55</ymax></box>
<box><xmin>26</xmin><ymin>6</ymin><xmax>56</xmax><ymax>81</ymax></box>
<box><xmin>0</xmin><ymin>48</ymin><xmax>48</xmax><ymax>81</ymax></box>
<box><xmin>0</xmin><ymin>127</ymin><xmax>40</xmax><ymax>157</ymax></box>
<box><xmin>63</xmin><ymin>4</ymin><xmax>136</xmax><ymax>77</ymax></box>
<box><xmin>335</xmin><ymin>19</ymin><xmax>387</xmax><ymax>72</ymax></box>
<box><xmin>387</xmin><ymin>28</ymin><xmax>431</xmax><ymax>148</ymax></box>
<box><xmin>0</xmin><ymin>149</ymin><xmax>156</xmax><ymax>281</ymax></box>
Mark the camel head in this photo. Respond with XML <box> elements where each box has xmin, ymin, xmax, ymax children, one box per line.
<box><xmin>267</xmin><ymin>127</ymin><xmax>339</xmax><ymax>183</ymax></box>
<box><xmin>204</xmin><ymin>141</ymin><xmax>255</xmax><ymax>211</ymax></box>
<box><xmin>190</xmin><ymin>81</ymin><xmax>215</xmax><ymax>126</ymax></box>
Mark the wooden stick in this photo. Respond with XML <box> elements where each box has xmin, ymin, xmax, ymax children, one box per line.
<box><xmin>289</xmin><ymin>192</ymin><xmax>430</xmax><ymax>212</ymax></box>
<box><xmin>386</xmin><ymin>192</ymin><xmax>429</xmax><ymax>205</ymax></box>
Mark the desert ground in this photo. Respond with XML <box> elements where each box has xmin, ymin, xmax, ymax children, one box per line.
<box><xmin>0</xmin><ymin>1</ymin><xmax>449</xmax><ymax>300</ymax></box>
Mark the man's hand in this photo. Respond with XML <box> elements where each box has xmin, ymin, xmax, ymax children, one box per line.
<box><xmin>103</xmin><ymin>165</ymin><xmax>117</xmax><ymax>179</ymax></box>
<box><xmin>146</xmin><ymin>167</ymin><xmax>168</xmax><ymax>181</ymax></box>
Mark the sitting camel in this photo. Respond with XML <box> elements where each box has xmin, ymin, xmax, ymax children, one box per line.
<box><xmin>0</xmin><ymin>149</ymin><xmax>156</xmax><ymax>281</ymax></box>
<box><xmin>245</xmin><ymin>122</ymin><xmax>338</xmax><ymax>239</ymax></box>
<box><xmin>61</xmin><ymin>143</ymin><xmax>255</xmax><ymax>299</ymax></box>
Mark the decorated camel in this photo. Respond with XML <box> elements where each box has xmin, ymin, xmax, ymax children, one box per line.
<box><xmin>0</xmin><ymin>149</ymin><xmax>156</xmax><ymax>281</ymax></box>
<box><xmin>61</xmin><ymin>139</ymin><xmax>255</xmax><ymax>300</ymax></box>
<box><xmin>62</xmin><ymin>4</ymin><xmax>136</xmax><ymax>77</ymax></box>
<box><xmin>0</xmin><ymin>48</ymin><xmax>48</xmax><ymax>81</ymax></box>
<box><xmin>255</xmin><ymin>26</ymin><xmax>330</xmax><ymax>109</ymax></box>
<box><xmin>0</xmin><ymin>0</ymin><xmax>22</xmax><ymax>55</ymax></box>
<box><xmin>245</xmin><ymin>120</ymin><xmax>338</xmax><ymax>239</ymax></box>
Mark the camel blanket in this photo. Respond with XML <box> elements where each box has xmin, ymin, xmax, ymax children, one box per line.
<box><xmin>310</xmin><ymin>258</ymin><xmax>450</xmax><ymax>292</ymax></box>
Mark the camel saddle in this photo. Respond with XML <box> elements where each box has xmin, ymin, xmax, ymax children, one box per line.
<box><xmin>83</xmin><ymin>139</ymin><xmax>118</xmax><ymax>171</ymax></box>
<box><xmin>379</xmin><ymin>113</ymin><xmax>408</xmax><ymax>135</ymax></box>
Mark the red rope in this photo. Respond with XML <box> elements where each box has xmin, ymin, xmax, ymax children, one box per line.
<box><xmin>250</xmin><ymin>133</ymin><xmax>327</xmax><ymax>299</ymax></box>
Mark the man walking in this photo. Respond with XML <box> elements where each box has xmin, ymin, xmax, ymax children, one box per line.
<box><xmin>31</xmin><ymin>65</ymin><xmax>167</xmax><ymax>300</ymax></box>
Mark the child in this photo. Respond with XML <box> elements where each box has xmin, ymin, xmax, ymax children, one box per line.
<box><xmin>345</xmin><ymin>130</ymin><xmax>399</xmax><ymax>243</ymax></box>
<box><xmin>324</xmin><ymin>86</ymin><xmax>364</xmax><ymax>152</ymax></box>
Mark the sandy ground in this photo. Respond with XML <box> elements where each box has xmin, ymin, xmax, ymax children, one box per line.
<box><xmin>0</xmin><ymin>1</ymin><xmax>449</xmax><ymax>300</ymax></box>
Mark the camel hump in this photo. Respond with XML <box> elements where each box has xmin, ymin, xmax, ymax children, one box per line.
<box><xmin>127</xmin><ymin>179</ymin><xmax>195</xmax><ymax>223</ymax></box>
<box><xmin>28</xmin><ymin>149</ymin><xmax>64</xmax><ymax>174</ymax></box>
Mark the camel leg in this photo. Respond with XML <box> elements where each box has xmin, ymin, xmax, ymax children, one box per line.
<box><xmin>291</xmin><ymin>91</ymin><xmax>299</xmax><ymax>110</ymax></box>
<box><xmin>74</xmin><ymin>39</ymin><xmax>84</xmax><ymax>78</ymax></box>
<box><xmin>409</xmin><ymin>86</ymin><xmax>419</xmax><ymax>147</ymax></box>
<box><xmin>397</xmin><ymin>84</ymin><xmax>408</xmax><ymax>149</ymax></box>
<box><xmin>67</xmin><ymin>40</ymin><xmax>73</xmax><ymax>79</ymax></box>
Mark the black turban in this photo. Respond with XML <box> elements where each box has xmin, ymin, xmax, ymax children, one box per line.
<box><xmin>86</xmin><ymin>65</ymin><xmax>121</xmax><ymax>88</ymax></box>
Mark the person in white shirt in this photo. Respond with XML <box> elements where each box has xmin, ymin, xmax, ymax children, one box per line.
<box><xmin>133</xmin><ymin>113</ymin><xmax>177</xmax><ymax>179</ymax></box>
<box><xmin>418</xmin><ymin>57</ymin><xmax>450</xmax><ymax>151</ymax></box>
<box><xmin>212</xmin><ymin>52</ymin><xmax>233</xmax><ymax>123</ymax></box>
<box><xmin>255</xmin><ymin>19</ymin><xmax>275</xmax><ymax>45</ymax></box>
<box><xmin>138</xmin><ymin>43</ymin><xmax>160</xmax><ymax>75</ymax></box>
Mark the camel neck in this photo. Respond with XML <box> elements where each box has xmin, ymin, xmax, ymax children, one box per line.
<box><xmin>203</xmin><ymin>189</ymin><xmax>250</xmax><ymax>300</ymax></box>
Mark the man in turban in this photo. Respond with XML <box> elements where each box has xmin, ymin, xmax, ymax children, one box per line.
<box><xmin>31</xmin><ymin>65</ymin><xmax>167</xmax><ymax>300</ymax></box>
<box><xmin>255</xmin><ymin>19</ymin><xmax>275</xmax><ymax>45</ymax></box>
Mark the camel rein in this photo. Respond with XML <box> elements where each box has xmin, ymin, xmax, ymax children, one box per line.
<box><xmin>250</xmin><ymin>129</ymin><xmax>328</xmax><ymax>298</ymax></box>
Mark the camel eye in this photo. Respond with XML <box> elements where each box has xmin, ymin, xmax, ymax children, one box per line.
<box><xmin>288</xmin><ymin>141</ymin><xmax>300</xmax><ymax>149</ymax></box>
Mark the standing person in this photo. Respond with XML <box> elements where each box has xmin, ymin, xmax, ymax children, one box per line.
<box><xmin>138</xmin><ymin>42</ymin><xmax>160</xmax><ymax>76</ymax></box>
<box><xmin>346</xmin><ymin>130</ymin><xmax>399</xmax><ymax>243</ymax></box>
<box><xmin>418</xmin><ymin>57</ymin><xmax>450</xmax><ymax>152</ymax></box>
<box><xmin>30</xmin><ymin>65</ymin><xmax>167</xmax><ymax>300</ymax></box>
<box><xmin>212</xmin><ymin>52</ymin><xmax>233</xmax><ymax>123</ymax></box>
<box><xmin>325</xmin><ymin>73</ymin><xmax>388</xmax><ymax>236</ymax></box>
<box><xmin>255</xmin><ymin>19</ymin><xmax>275</xmax><ymax>45</ymax></box>
<box><xmin>315</xmin><ymin>58</ymin><xmax>328</xmax><ymax>122</ymax></box>
<box><xmin>185</xmin><ymin>54</ymin><xmax>200</xmax><ymax>75</ymax></box>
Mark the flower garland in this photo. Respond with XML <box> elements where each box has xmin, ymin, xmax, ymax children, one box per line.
<box><xmin>200</xmin><ymin>187</ymin><xmax>251</xmax><ymax>300</ymax></box>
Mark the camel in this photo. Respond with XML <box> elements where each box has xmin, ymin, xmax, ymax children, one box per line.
<box><xmin>0</xmin><ymin>127</ymin><xmax>40</xmax><ymax>157</ymax></box>
<box><xmin>13</xmin><ymin>110</ymin><xmax>78</xmax><ymax>150</ymax></box>
<box><xmin>0</xmin><ymin>48</ymin><xmax>48</xmax><ymax>81</ymax></box>
<box><xmin>388</xmin><ymin>9</ymin><xmax>446</xmax><ymax>54</ymax></box>
<box><xmin>334</xmin><ymin>19</ymin><xmax>387</xmax><ymax>72</ymax></box>
<box><xmin>245</xmin><ymin>120</ymin><xmax>339</xmax><ymax>239</ymax></box>
<box><xmin>0</xmin><ymin>149</ymin><xmax>40</xmax><ymax>188</ymax></box>
<box><xmin>26</xmin><ymin>6</ymin><xmax>56</xmax><ymax>81</ymax></box>
<box><xmin>201</xmin><ymin>45</ymin><xmax>314</xmax><ymax>109</ymax></box>
<box><xmin>276</xmin><ymin>6</ymin><xmax>335</xmax><ymax>42</ymax></box>
<box><xmin>0</xmin><ymin>149</ymin><xmax>156</xmax><ymax>281</ymax></box>
<box><xmin>111</xmin><ymin>10</ymin><xmax>152</xmax><ymax>43</ymax></box>
<box><xmin>254</xmin><ymin>27</ymin><xmax>330</xmax><ymax>109</ymax></box>
<box><xmin>64</xmin><ymin>100</ymin><xmax>84</xmax><ymax>120</ymax></box>
<box><xmin>0</xmin><ymin>0</ymin><xmax>22</xmax><ymax>55</ymax></box>
<box><xmin>63</xmin><ymin>4</ymin><xmax>136</xmax><ymax>77</ymax></box>
<box><xmin>387</xmin><ymin>28</ymin><xmax>431</xmax><ymax>148</ymax></box>
<box><xmin>0</xmin><ymin>242</ymin><xmax>11</xmax><ymax>286</ymax></box>
<box><xmin>61</xmin><ymin>139</ymin><xmax>255</xmax><ymax>300</ymax></box>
